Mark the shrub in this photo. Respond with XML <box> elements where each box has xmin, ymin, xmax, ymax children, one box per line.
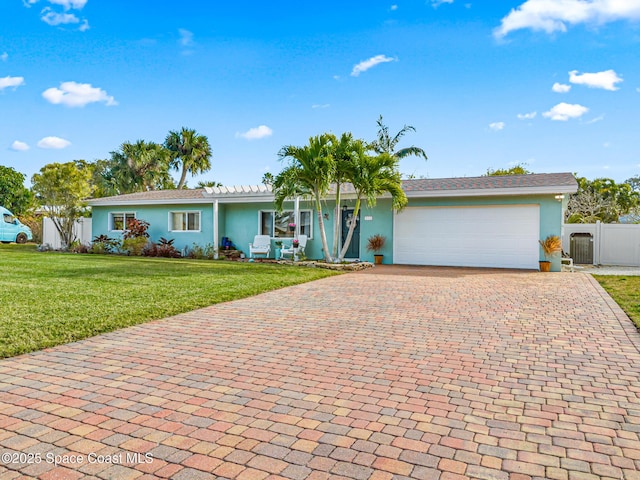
<box><xmin>188</xmin><ymin>243</ymin><xmax>217</xmax><ymax>260</ymax></box>
<box><xmin>122</xmin><ymin>236</ymin><xmax>148</xmax><ymax>256</ymax></box>
<box><xmin>91</xmin><ymin>235</ymin><xmax>119</xmax><ymax>254</ymax></box>
<box><xmin>123</xmin><ymin>218</ymin><xmax>150</xmax><ymax>240</ymax></box>
<box><xmin>70</xmin><ymin>241</ymin><xmax>89</xmax><ymax>254</ymax></box>
<box><xmin>143</xmin><ymin>237</ymin><xmax>181</xmax><ymax>258</ymax></box>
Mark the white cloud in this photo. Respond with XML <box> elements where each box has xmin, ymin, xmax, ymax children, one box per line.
<box><xmin>178</xmin><ymin>29</ymin><xmax>194</xmax><ymax>47</ymax></box>
<box><xmin>351</xmin><ymin>55</ymin><xmax>396</xmax><ymax>77</ymax></box>
<box><xmin>0</xmin><ymin>76</ymin><xmax>25</xmax><ymax>90</ymax></box>
<box><xmin>585</xmin><ymin>114</ymin><xmax>605</xmax><ymax>124</ymax></box>
<box><xmin>42</xmin><ymin>81</ymin><xmax>117</xmax><ymax>107</ymax></box>
<box><xmin>1</xmin><ymin>52</ymin><xmax>8</xmax><ymax>62</ymax></box>
<box><xmin>489</xmin><ymin>122</ymin><xmax>505</xmax><ymax>131</ymax></box>
<box><xmin>41</xmin><ymin>8</ymin><xmax>80</xmax><ymax>26</ymax></box>
<box><xmin>11</xmin><ymin>141</ymin><xmax>30</xmax><ymax>151</ymax></box>
<box><xmin>78</xmin><ymin>19</ymin><xmax>90</xmax><ymax>31</ymax></box>
<box><xmin>23</xmin><ymin>0</ymin><xmax>87</xmax><ymax>8</ymax></box>
<box><xmin>431</xmin><ymin>0</ymin><xmax>454</xmax><ymax>7</ymax></box>
<box><xmin>494</xmin><ymin>0</ymin><xmax>640</xmax><ymax>38</ymax></box>
<box><xmin>312</xmin><ymin>104</ymin><xmax>330</xmax><ymax>109</ymax></box>
<box><xmin>542</xmin><ymin>102</ymin><xmax>589</xmax><ymax>121</ymax></box>
<box><xmin>37</xmin><ymin>136</ymin><xmax>71</xmax><ymax>149</ymax></box>
<box><xmin>517</xmin><ymin>111</ymin><xmax>537</xmax><ymax>120</ymax></box>
<box><xmin>568</xmin><ymin>69</ymin><xmax>623</xmax><ymax>91</ymax></box>
<box><xmin>552</xmin><ymin>82</ymin><xmax>571</xmax><ymax>93</ymax></box>
<box><xmin>236</xmin><ymin>125</ymin><xmax>273</xmax><ymax>140</ymax></box>
<box><xmin>390</xmin><ymin>4</ymin><xmax>398</xmax><ymax>11</ymax></box>
<box><xmin>48</xmin><ymin>0</ymin><xmax>87</xmax><ymax>9</ymax></box>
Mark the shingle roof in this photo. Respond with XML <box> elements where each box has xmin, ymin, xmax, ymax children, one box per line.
<box><xmin>88</xmin><ymin>189</ymin><xmax>207</xmax><ymax>205</ymax></box>
<box><xmin>401</xmin><ymin>172</ymin><xmax>577</xmax><ymax>192</ymax></box>
<box><xmin>87</xmin><ymin>172</ymin><xmax>577</xmax><ymax>205</ymax></box>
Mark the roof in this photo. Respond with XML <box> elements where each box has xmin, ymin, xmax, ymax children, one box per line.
<box><xmin>400</xmin><ymin>172</ymin><xmax>578</xmax><ymax>197</ymax></box>
<box><xmin>87</xmin><ymin>185</ymin><xmax>273</xmax><ymax>206</ymax></box>
<box><xmin>87</xmin><ymin>172</ymin><xmax>577</xmax><ymax>206</ymax></box>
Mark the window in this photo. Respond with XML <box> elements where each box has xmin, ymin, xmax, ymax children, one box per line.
<box><xmin>3</xmin><ymin>214</ymin><xmax>15</xmax><ymax>224</ymax></box>
<box><xmin>259</xmin><ymin>210</ymin><xmax>312</xmax><ymax>238</ymax></box>
<box><xmin>169</xmin><ymin>211</ymin><xmax>201</xmax><ymax>232</ymax></box>
<box><xmin>110</xmin><ymin>212</ymin><xmax>136</xmax><ymax>231</ymax></box>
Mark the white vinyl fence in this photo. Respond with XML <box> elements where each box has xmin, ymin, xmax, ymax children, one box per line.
<box><xmin>42</xmin><ymin>217</ymin><xmax>92</xmax><ymax>249</ymax></box>
<box><xmin>563</xmin><ymin>221</ymin><xmax>640</xmax><ymax>266</ymax></box>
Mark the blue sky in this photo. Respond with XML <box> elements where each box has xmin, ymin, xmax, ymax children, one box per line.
<box><xmin>1</xmin><ymin>0</ymin><xmax>639</xmax><ymax>188</ymax></box>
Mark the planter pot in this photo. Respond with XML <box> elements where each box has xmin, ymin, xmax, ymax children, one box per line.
<box><xmin>374</xmin><ymin>254</ymin><xmax>384</xmax><ymax>265</ymax></box>
<box><xmin>539</xmin><ymin>260</ymin><xmax>551</xmax><ymax>272</ymax></box>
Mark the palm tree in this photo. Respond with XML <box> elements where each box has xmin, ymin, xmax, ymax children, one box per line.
<box><xmin>165</xmin><ymin>127</ymin><xmax>212</xmax><ymax>189</ymax></box>
<box><xmin>330</xmin><ymin>133</ymin><xmax>360</xmax><ymax>259</ymax></box>
<box><xmin>109</xmin><ymin>140</ymin><xmax>173</xmax><ymax>193</ymax></box>
<box><xmin>338</xmin><ymin>149</ymin><xmax>407</xmax><ymax>261</ymax></box>
<box><xmin>196</xmin><ymin>180</ymin><xmax>222</xmax><ymax>188</ymax></box>
<box><xmin>274</xmin><ymin>134</ymin><xmax>335</xmax><ymax>262</ymax></box>
<box><xmin>370</xmin><ymin>115</ymin><xmax>428</xmax><ymax>161</ymax></box>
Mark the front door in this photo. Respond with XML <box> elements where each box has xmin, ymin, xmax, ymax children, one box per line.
<box><xmin>341</xmin><ymin>209</ymin><xmax>360</xmax><ymax>259</ymax></box>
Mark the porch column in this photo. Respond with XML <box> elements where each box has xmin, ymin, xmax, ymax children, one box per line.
<box><xmin>213</xmin><ymin>199</ymin><xmax>219</xmax><ymax>259</ymax></box>
<box><xmin>294</xmin><ymin>196</ymin><xmax>300</xmax><ymax>237</ymax></box>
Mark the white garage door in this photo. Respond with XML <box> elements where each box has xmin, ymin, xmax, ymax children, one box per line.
<box><xmin>394</xmin><ymin>205</ymin><xmax>540</xmax><ymax>269</ymax></box>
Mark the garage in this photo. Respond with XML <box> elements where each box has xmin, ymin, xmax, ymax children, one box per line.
<box><xmin>393</xmin><ymin>204</ymin><xmax>540</xmax><ymax>269</ymax></box>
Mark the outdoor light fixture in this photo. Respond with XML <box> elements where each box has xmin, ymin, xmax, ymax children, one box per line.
<box><xmin>555</xmin><ymin>195</ymin><xmax>565</xmax><ymax>201</ymax></box>
<box><xmin>342</xmin><ymin>205</ymin><xmax>348</xmax><ymax>211</ymax></box>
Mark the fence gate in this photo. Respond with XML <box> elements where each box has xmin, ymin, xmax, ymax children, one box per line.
<box><xmin>570</xmin><ymin>232</ymin><xmax>593</xmax><ymax>264</ymax></box>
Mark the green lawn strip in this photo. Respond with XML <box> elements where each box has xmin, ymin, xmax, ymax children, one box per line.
<box><xmin>0</xmin><ymin>245</ymin><xmax>338</xmax><ymax>358</ymax></box>
<box><xmin>595</xmin><ymin>275</ymin><xmax>640</xmax><ymax>330</ymax></box>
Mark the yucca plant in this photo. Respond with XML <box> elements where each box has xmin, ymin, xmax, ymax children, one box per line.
<box><xmin>367</xmin><ymin>234</ymin><xmax>386</xmax><ymax>253</ymax></box>
<box><xmin>539</xmin><ymin>235</ymin><xmax>562</xmax><ymax>260</ymax></box>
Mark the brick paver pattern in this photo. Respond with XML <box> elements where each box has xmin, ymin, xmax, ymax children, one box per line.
<box><xmin>1</xmin><ymin>267</ymin><xmax>639</xmax><ymax>480</ymax></box>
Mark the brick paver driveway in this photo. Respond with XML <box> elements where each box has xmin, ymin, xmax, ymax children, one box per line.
<box><xmin>1</xmin><ymin>267</ymin><xmax>639</xmax><ymax>480</ymax></box>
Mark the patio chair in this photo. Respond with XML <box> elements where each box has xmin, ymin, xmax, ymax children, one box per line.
<box><xmin>561</xmin><ymin>250</ymin><xmax>578</xmax><ymax>272</ymax></box>
<box><xmin>249</xmin><ymin>235</ymin><xmax>271</xmax><ymax>259</ymax></box>
<box><xmin>280</xmin><ymin>235</ymin><xmax>307</xmax><ymax>260</ymax></box>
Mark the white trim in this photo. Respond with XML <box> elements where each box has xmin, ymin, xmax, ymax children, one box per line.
<box><xmin>213</xmin><ymin>200</ymin><xmax>219</xmax><ymax>259</ymax></box>
<box><xmin>258</xmin><ymin>209</ymin><xmax>313</xmax><ymax>239</ymax></box>
<box><xmin>108</xmin><ymin>211</ymin><xmax>136</xmax><ymax>232</ymax></box>
<box><xmin>403</xmin><ymin>186</ymin><xmax>577</xmax><ymax>198</ymax></box>
<box><xmin>168</xmin><ymin>210</ymin><xmax>202</xmax><ymax>232</ymax></box>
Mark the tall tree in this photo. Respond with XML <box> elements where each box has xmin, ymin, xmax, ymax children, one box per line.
<box><xmin>370</xmin><ymin>115</ymin><xmax>428</xmax><ymax>161</ymax></box>
<box><xmin>109</xmin><ymin>140</ymin><xmax>174</xmax><ymax>194</ymax></box>
<box><xmin>31</xmin><ymin>161</ymin><xmax>93</xmax><ymax>249</ymax></box>
<box><xmin>485</xmin><ymin>163</ymin><xmax>532</xmax><ymax>176</ymax></box>
<box><xmin>338</xmin><ymin>148</ymin><xmax>407</xmax><ymax>261</ymax></box>
<box><xmin>274</xmin><ymin>134</ymin><xmax>335</xmax><ymax>262</ymax></box>
<box><xmin>0</xmin><ymin>166</ymin><xmax>34</xmax><ymax>216</ymax></box>
<box><xmin>330</xmin><ymin>133</ymin><xmax>360</xmax><ymax>259</ymax></box>
<box><xmin>626</xmin><ymin>175</ymin><xmax>640</xmax><ymax>192</ymax></box>
<box><xmin>165</xmin><ymin>127</ymin><xmax>212</xmax><ymax>189</ymax></box>
<box><xmin>566</xmin><ymin>177</ymin><xmax>639</xmax><ymax>223</ymax></box>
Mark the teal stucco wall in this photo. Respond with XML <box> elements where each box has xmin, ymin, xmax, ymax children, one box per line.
<box><xmin>395</xmin><ymin>194</ymin><xmax>564</xmax><ymax>271</ymax></box>
<box><xmin>91</xmin><ymin>193</ymin><xmax>565</xmax><ymax>270</ymax></box>
<box><xmin>92</xmin><ymin>204</ymin><xmax>215</xmax><ymax>253</ymax></box>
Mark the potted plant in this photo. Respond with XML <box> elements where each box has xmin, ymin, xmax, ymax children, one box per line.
<box><xmin>292</xmin><ymin>238</ymin><xmax>300</xmax><ymax>261</ymax></box>
<box><xmin>367</xmin><ymin>234</ymin><xmax>386</xmax><ymax>265</ymax></box>
<box><xmin>288</xmin><ymin>222</ymin><xmax>296</xmax><ymax>233</ymax></box>
<box><xmin>539</xmin><ymin>235</ymin><xmax>562</xmax><ymax>272</ymax></box>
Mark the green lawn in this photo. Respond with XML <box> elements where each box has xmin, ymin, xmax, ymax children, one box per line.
<box><xmin>0</xmin><ymin>244</ymin><xmax>338</xmax><ymax>358</ymax></box>
<box><xmin>595</xmin><ymin>275</ymin><xmax>640</xmax><ymax>330</ymax></box>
